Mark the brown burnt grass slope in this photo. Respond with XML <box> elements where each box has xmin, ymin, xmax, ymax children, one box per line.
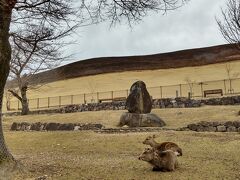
<box><xmin>32</xmin><ymin>44</ymin><xmax>240</xmax><ymax>84</ymax></box>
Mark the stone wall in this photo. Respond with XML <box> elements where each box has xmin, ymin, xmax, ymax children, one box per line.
<box><xmin>5</xmin><ymin>95</ymin><xmax>240</xmax><ymax>116</ymax></box>
<box><xmin>186</xmin><ymin>121</ymin><xmax>240</xmax><ymax>132</ymax></box>
<box><xmin>152</xmin><ymin>97</ymin><xmax>201</xmax><ymax>108</ymax></box>
<box><xmin>201</xmin><ymin>96</ymin><xmax>240</xmax><ymax>105</ymax></box>
<box><xmin>10</xmin><ymin>122</ymin><xmax>104</xmax><ymax>131</ymax></box>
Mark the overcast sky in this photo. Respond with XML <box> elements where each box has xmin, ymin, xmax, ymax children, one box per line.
<box><xmin>67</xmin><ymin>0</ymin><xmax>227</xmax><ymax>62</ymax></box>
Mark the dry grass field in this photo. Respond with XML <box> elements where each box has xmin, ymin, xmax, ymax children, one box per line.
<box><xmin>3</xmin><ymin>105</ymin><xmax>240</xmax><ymax>179</ymax></box>
<box><xmin>25</xmin><ymin>60</ymin><xmax>240</xmax><ymax>99</ymax></box>
<box><xmin>4</xmin><ymin>60</ymin><xmax>240</xmax><ymax>112</ymax></box>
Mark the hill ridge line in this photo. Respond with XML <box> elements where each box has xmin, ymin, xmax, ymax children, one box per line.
<box><xmin>30</xmin><ymin>43</ymin><xmax>240</xmax><ymax>84</ymax></box>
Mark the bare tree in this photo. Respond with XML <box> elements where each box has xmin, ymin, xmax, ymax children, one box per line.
<box><xmin>8</xmin><ymin>21</ymin><xmax>74</xmax><ymax>115</ymax></box>
<box><xmin>216</xmin><ymin>0</ymin><xmax>240</xmax><ymax>47</ymax></box>
<box><xmin>184</xmin><ymin>77</ymin><xmax>195</xmax><ymax>98</ymax></box>
<box><xmin>87</xmin><ymin>79</ymin><xmax>99</xmax><ymax>103</ymax></box>
<box><xmin>225</xmin><ymin>62</ymin><xmax>239</xmax><ymax>93</ymax></box>
<box><xmin>0</xmin><ymin>0</ymin><xmax>186</xmax><ymax>168</ymax></box>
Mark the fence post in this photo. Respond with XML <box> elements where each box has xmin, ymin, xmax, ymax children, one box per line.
<box><xmin>179</xmin><ymin>84</ymin><xmax>182</xmax><ymax>97</ymax></box>
<box><xmin>160</xmin><ymin>86</ymin><xmax>162</xmax><ymax>98</ymax></box>
<box><xmin>59</xmin><ymin>96</ymin><xmax>61</xmax><ymax>107</ymax></box>
<box><xmin>71</xmin><ymin>95</ymin><xmax>73</xmax><ymax>105</ymax></box>
<box><xmin>223</xmin><ymin>79</ymin><xmax>227</xmax><ymax>95</ymax></box>
<box><xmin>83</xmin><ymin>93</ymin><xmax>86</xmax><ymax>104</ymax></box>
<box><xmin>48</xmin><ymin>97</ymin><xmax>50</xmax><ymax>108</ymax></box>
<box><xmin>199</xmin><ymin>82</ymin><xmax>203</xmax><ymax>98</ymax></box>
<box><xmin>126</xmin><ymin>89</ymin><xmax>129</xmax><ymax>97</ymax></box>
<box><xmin>96</xmin><ymin>92</ymin><xmax>99</xmax><ymax>103</ymax></box>
<box><xmin>230</xmin><ymin>79</ymin><xmax>233</xmax><ymax>94</ymax></box>
<box><xmin>37</xmin><ymin>98</ymin><xmax>39</xmax><ymax>109</ymax></box>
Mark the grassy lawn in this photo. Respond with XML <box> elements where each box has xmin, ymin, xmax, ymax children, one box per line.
<box><xmin>2</xmin><ymin>105</ymin><xmax>240</xmax><ymax>179</ymax></box>
<box><xmin>4</xmin><ymin>105</ymin><xmax>240</xmax><ymax>129</ymax></box>
<box><xmin>5</xmin><ymin>131</ymin><xmax>240</xmax><ymax>180</ymax></box>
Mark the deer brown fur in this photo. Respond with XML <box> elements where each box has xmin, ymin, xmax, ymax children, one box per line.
<box><xmin>143</xmin><ymin>135</ymin><xmax>182</xmax><ymax>156</ymax></box>
<box><xmin>138</xmin><ymin>148</ymin><xmax>178</xmax><ymax>171</ymax></box>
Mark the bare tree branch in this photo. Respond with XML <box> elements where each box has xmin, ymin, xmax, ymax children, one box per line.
<box><xmin>216</xmin><ymin>0</ymin><xmax>240</xmax><ymax>48</ymax></box>
<box><xmin>80</xmin><ymin>0</ymin><xmax>188</xmax><ymax>26</ymax></box>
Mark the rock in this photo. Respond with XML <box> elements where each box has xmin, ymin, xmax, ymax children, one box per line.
<box><xmin>30</xmin><ymin>122</ymin><xmax>42</xmax><ymax>131</ymax></box>
<box><xmin>238</xmin><ymin>127</ymin><xmax>240</xmax><ymax>132</ymax></box>
<box><xmin>199</xmin><ymin>121</ymin><xmax>212</xmax><ymax>127</ymax></box>
<box><xmin>45</xmin><ymin>123</ymin><xmax>60</xmax><ymax>131</ymax></box>
<box><xmin>20</xmin><ymin>122</ymin><xmax>31</xmax><ymax>131</ymax></box>
<box><xmin>126</xmin><ymin>81</ymin><xmax>152</xmax><ymax>114</ymax></box>
<box><xmin>203</xmin><ymin>126</ymin><xmax>217</xmax><ymax>132</ymax></box>
<box><xmin>10</xmin><ymin>122</ymin><xmax>18</xmax><ymax>131</ymax></box>
<box><xmin>58</xmin><ymin>123</ymin><xmax>75</xmax><ymax>131</ymax></box>
<box><xmin>119</xmin><ymin>112</ymin><xmax>165</xmax><ymax>127</ymax></box>
<box><xmin>227</xmin><ymin>126</ymin><xmax>237</xmax><ymax>132</ymax></box>
<box><xmin>212</xmin><ymin>121</ymin><xmax>222</xmax><ymax>127</ymax></box>
<box><xmin>233</xmin><ymin>121</ymin><xmax>240</xmax><ymax>128</ymax></box>
<box><xmin>224</xmin><ymin>121</ymin><xmax>234</xmax><ymax>128</ymax></box>
<box><xmin>178</xmin><ymin>104</ymin><xmax>185</xmax><ymax>108</ymax></box>
<box><xmin>94</xmin><ymin>124</ymin><xmax>104</xmax><ymax>129</ymax></box>
<box><xmin>217</xmin><ymin>125</ymin><xmax>227</xmax><ymax>132</ymax></box>
<box><xmin>41</xmin><ymin>123</ymin><xmax>48</xmax><ymax>131</ymax></box>
<box><xmin>196</xmin><ymin>125</ymin><xmax>204</xmax><ymax>132</ymax></box>
<box><xmin>74</xmin><ymin>126</ymin><xmax>80</xmax><ymax>131</ymax></box>
<box><xmin>187</xmin><ymin>124</ymin><xmax>199</xmax><ymax>131</ymax></box>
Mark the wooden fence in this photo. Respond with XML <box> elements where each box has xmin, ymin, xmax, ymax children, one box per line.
<box><xmin>6</xmin><ymin>78</ymin><xmax>240</xmax><ymax>111</ymax></box>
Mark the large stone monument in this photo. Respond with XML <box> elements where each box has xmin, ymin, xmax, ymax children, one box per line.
<box><xmin>119</xmin><ymin>81</ymin><xmax>165</xmax><ymax>127</ymax></box>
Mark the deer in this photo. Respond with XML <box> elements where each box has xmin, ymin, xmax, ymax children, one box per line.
<box><xmin>138</xmin><ymin>148</ymin><xmax>178</xmax><ymax>171</ymax></box>
<box><xmin>143</xmin><ymin>135</ymin><xmax>182</xmax><ymax>156</ymax></box>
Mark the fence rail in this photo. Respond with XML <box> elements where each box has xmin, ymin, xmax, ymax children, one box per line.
<box><xmin>6</xmin><ymin>78</ymin><xmax>240</xmax><ymax>111</ymax></box>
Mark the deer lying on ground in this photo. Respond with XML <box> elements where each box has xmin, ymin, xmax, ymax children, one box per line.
<box><xmin>138</xmin><ymin>148</ymin><xmax>178</xmax><ymax>171</ymax></box>
<box><xmin>143</xmin><ymin>135</ymin><xmax>182</xmax><ymax>156</ymax></box>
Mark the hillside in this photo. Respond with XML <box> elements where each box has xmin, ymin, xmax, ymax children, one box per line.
<box><xmin>34</xmin><ymin>44</ymin><xmax>240</xmax><ymax>84</ymax></box>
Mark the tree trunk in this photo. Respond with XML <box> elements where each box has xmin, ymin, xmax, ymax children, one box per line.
<box><xmin>0</xmin><ymin>1</ymin><xmax>15</xmax><ymax>164</ymax></box>
<box><xmin>20</xmin><ymin>86</ymin><xmax>29</xmax><ymax>115</ymax></box>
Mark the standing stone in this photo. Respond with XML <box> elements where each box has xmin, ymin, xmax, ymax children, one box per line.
<box><xmin>119</xmin><ymin>81</ymin><xmax>165</xmax><ymax>127</ymax></box>
<box><xmin>126</xmin><ymin>81</ymin><xmax>152</xmax><ymax>114</ymax></box>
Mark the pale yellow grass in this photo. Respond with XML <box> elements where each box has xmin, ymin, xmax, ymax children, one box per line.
<box><xmin>3</xmin><ymin>105</ymin><xmax>240</xmax><ymax>179</ymax></box>
<box><xmin>4</xmin><ymin>105</ymin><xmax>240</xmax><ymax>130</ymax></box>
<box><xmin>27</xmin><ymin>60</ymin><xmax>240</xmax><ymax>99</ymax></box>
<box><xmin>5</xmin><ymin>131</ymin><xmax>240</xmax><ymax>179</ymax></box>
